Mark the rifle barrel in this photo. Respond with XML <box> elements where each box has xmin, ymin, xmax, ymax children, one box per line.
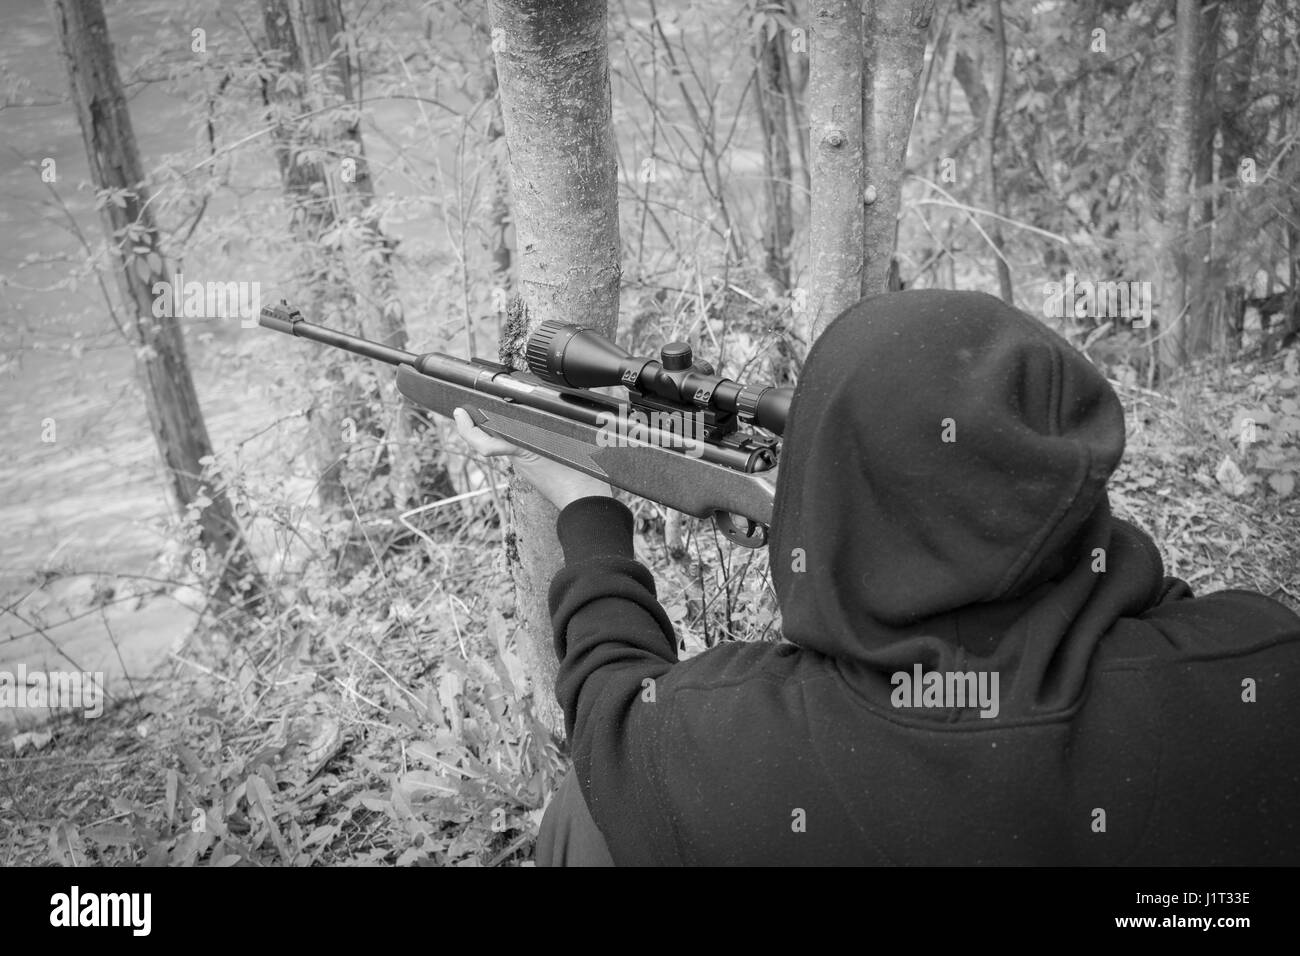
<box><xmin>260</xmin><ymin>305</ymin><xmax>418</xmax><ymax>367</ymax></box>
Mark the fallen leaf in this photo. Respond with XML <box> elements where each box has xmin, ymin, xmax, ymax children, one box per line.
<box><xmin>83</xmin><ymin>823</ymin><xmax>134</xmax><ymax>848</ymax></box>
<box><xmin>12</xmin><ymin>730</ymin><xmax>53</xmax><ymax>755</ymax></box>
<box><xmin>1268</xmin><ymin>472</ymin><xmax>1295</xmax><ymax>498</ymax></box>
<box><xmin>1215</xmin><ymin>456</ymin><xmax>1249</xmax><ymax>497</ymax></box>
<box><xmin>300</xmin><ymin>717</ymin><xmax>342</xmax><ymax>778</ymax></box>
<box><xmin>246</xmin><ymin>774</ymin><xmax>291</xmax><ymax>864</ymax></box>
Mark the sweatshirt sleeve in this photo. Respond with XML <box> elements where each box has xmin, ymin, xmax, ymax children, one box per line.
<box><xmin>546</xmin><ymin>497</ymin><xmax>681</xmax><ymax>860</ymax></box>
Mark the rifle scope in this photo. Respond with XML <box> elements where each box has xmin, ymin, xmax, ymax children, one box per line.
<box><xmin>525</xmin><ymin>321</ymin><xmax>792</xmax><ymax>436</ymax></box>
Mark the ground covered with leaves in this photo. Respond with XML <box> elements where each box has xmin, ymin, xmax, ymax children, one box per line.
<box><xmin>2</xmin><ymin>346</ymin><xmax>1297</xmax><ymax>867</ymax></box>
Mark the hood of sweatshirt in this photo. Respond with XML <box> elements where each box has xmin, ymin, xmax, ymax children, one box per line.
<box><xmin>769</xmin><ymin>290</ymin><xmax>1167</xmax><ymax>716</ymax></box>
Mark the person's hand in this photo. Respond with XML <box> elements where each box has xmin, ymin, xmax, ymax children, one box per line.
<box><xmin>453</xmin><ymin>408</ymin><xmax>614</xmax><ymax>511</ymax></box>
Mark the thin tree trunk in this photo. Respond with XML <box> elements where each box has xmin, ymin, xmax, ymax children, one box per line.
<box><xmin>1280</xmin><ymin>99</ymin><xmax>1300</xmax><ymax>351</ymax></box>
<box><xmin>982</xmin><ymin>0</ymin><xmax>1013</xmax><ymax>304</ymax></box>
<box><xmin>481</xmin><ymin>60</ymin><xmax>514</xmax><ymax>301</ymax></box>
<box><xmin>780</xmin><ymin>7</ymin><xmax>812</xmax><ymax>205</ymax></box>
<box><xmin>936</xmin><ymin>27</ymin><xmax>958</xmax><ymax>128</ymax></box>
<box><xmin>934</xmin><ymin>24</ymin><xmax>958</xmax><ymax>293</ymax></box>
<box><xmin>952</xmin><ymin>49</ymin><xmax>988</xmax><ymax>121</ymax></box>
<box><xmin>809</xmin><ymin>0</ymin><xmax>865</xmax><ymax>340</ymax></box>
<box><xmin>263</xmin><ymin>0</ymin><xmax>449</xmax><ymax>523</ymax></box>
<box><xmin>862</xmin><ymin>0</ymin><xmax>934</xmax><ymax>295</ymax></box>
<box><xmin>49</xmin><ymin>0</ymin><xmax>264</xmax><ymax>607</ymax></box>
<box><xmin>477</xmin><ymin>51</ymin><xmax>516</xmax><ymax>358</ymax></box>
<box><xmin>263</xmin><ymin>0</ymin><xmax>358</xmax><ymax>515</ymax></box>
<box><xmin>1288</xmin><ymin>221</ymin><xmax>1299</xmax><ymax>348</ymax></box>
<box><xmin>1187</xmin><ymin>0</ymin><xmax>1220</xmax><ymax>356</ymax></box>
<box><xmin>1159</xmin><ymin>0</ymin><xmax>1200</xmax><ymax>375</ymax></box>
<box><xmin>1214</xmin><ymin>0</ymin><xmax>1264</xmax><ymax>354</ymax></box>
<box><xmin>1218</xmin><ymin>0</ymin><xmax>1264</xmax><ymax>167</ymax></box>
<box><xmin>753</xmin><ymin>6</ymin><xmax>795</xmax><ymax>291</ymax></box>
<box><xmin>489</xmin><ymin>0</ymin><xmax>621</xmax><ymax>736</ymax></box>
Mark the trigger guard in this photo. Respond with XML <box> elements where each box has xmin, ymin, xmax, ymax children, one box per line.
<box><xmin>713</xmin><ymin>511</ymin><xmax>768</xmax><ymax>548</ymax></box>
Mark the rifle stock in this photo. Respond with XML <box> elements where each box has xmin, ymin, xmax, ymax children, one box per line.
<box><xmin>395</xmin><ymin>364</ymin><xmax>777</xmax><ymax>544</ymax></box>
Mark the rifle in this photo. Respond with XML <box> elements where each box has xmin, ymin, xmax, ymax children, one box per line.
<box><xmin>258</xmin><ymin>302</ymin><xmax>792</xmax><ymax>547</ymax></box>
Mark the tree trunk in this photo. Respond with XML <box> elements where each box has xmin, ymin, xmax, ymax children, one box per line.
<box><xmin>1159</xmin><ymin>0</ymin><xmax>1200</xmax><ymax>375</ymax></box>
<box><xmin>1218</xmin><ymin>0</ymin><xmax>1264</xmax><ymax>167</ymax></box>
<box><xmin>480</xmin><ymin>52</ymin><xmax>515</xmax><ymax>328</ymax></box>
<box><xmin>1214</xmin><ymin>0</ymin><xmax>1264</xmax><ymax>354</ymax></box>
<box><xmin>862</xmin><ymin>0</ymin><xmax>934</xmax><ymax>295</ymax></box>
<box><xmin>49</xmin><ymin>0</ymin><xmax>264</xmax><ymax>607</ymax></box>
<box><xmin>1279</xmin><ymin>100</ymin><xmax>1300</xmax><ymax>353</ymax></box>
<box><xmin>952</xmin><ymin>19</ymin><xmax>1015</xmax><ymax>300</ymax></box>
<box><xmin>782</xmin><ymin>1</ymin><xmax>812</xmax><ymax>206</ymax></box>
<box><xmin>1187</xmin><ymin>0</ymin><xmax>1220</xmax><ymax>356</ymax></box>
<box><xmin>262</xmin><ymin>0</ymin><xmax>450</xmax><ymax>527</ymax></box>
<box><xmin>981</xmin><ymin>0</ymin><xmax>1013</xmax><ymax>304</ymax></box>
<box><xmin>753</xmin><ymin>5</ymin><xmax>795</xmax><ymax>291</ymax></box>
<box><xmin>808</xmin><ymin>0</ymin><xmax>865</xmax><ymax>340</ymax></box>
<box><xmin>262</xmin><ymin>0</ymin><xmax>360</xmax><ymax>515</ymax></box>
<box><xmin>489</xmin><ymin>0</ymin><xmax>621</xmax><ymax>736</ymax></box>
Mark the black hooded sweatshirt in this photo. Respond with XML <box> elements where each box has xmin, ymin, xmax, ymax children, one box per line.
<box><xmin>547</xmin><ymin>289</ymin><xmax>1300</xmax><ymax>865</ymax></box>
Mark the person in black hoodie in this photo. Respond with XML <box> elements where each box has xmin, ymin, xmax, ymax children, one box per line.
<box><xmin>454</xmin><ymin>289</ymin><xmax>1300</xmax><ymax>866</ymax></box>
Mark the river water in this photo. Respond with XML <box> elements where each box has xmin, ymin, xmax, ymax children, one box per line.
<box><xmin>0</xmin><ymin>0</ymin><xmax>447</xmax><ymax>727</ymax></box>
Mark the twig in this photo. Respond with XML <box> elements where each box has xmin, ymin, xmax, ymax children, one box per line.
<box><xmin>343</xmin><ymin>641</ymin><xmax>424</xmax><ymax>710</ymax></box>
<box><xmin>168</xmin><ymin>652</ymin><xmax>235</xmax><ymax>684</ymax></box>
<box><xmin>333</xmin><ymin>677</ymin><xmax>388</xmax><ymax>713</ymax></box>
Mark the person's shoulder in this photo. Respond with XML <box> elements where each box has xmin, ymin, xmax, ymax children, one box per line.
<box><xmin>1138</xmin><ymin>585</ymin><xmax>1300</xmax><ymax>656</ymax></box>
<box><xmin>663</xmin><ymin>638</ymin><xmax>826</xmax><ymax>692</ymax></box>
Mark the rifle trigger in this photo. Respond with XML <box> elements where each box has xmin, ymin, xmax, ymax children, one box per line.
<box><xmin>713</xmin><ymin>511</ymin><xmax>768</xmax><ymax>549</ymax></box>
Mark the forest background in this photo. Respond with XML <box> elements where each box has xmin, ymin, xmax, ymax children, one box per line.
<box><xmin>1</xmin><ymin>0</ymin><xmax>1297</xmax><ymax>865</ymax></box>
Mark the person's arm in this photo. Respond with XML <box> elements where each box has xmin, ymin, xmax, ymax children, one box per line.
<box><xmin>547</xmin><ymin>496</ymin><xmax>679</xmax><ymax>736</ymax></box>
<box><xmin>544</xmin><ymin>497</ymin><xmax>682</xmax><ymax>863</ymax></box>
<box><xmin>455</xmin><ymin>411</ymin><xmax>682</xmax><ymax>860</ymax></box>
<box><xmin>454</xmin><ymin>407</ymin><xmax>679</xmax><ymax>730</ymax></box>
